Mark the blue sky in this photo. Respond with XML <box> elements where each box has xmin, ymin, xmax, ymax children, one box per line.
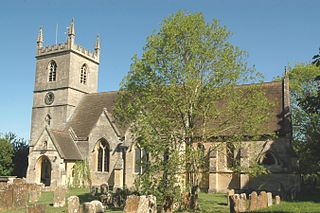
<box><xmin>0</xmin><ymin>0</ymin><xmax>318</xmax><ymax>140</ymax></box>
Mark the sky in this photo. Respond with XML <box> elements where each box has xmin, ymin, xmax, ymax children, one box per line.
<box><xmin>0</xmin><ymin>0</ymin><xmax>319</xmax><ymax>140</ymax></box>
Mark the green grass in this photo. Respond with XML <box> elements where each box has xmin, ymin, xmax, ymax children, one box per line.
<box><xmin>2</xmin><ymin>189</ymin><xmax>320</xmax><ymax>212</ymax></box>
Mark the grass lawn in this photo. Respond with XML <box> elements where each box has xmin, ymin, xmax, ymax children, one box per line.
<box><xmin>2</xmin><ymin>189</ymin><xmax>320</xmax><ymax>212</ymax></box>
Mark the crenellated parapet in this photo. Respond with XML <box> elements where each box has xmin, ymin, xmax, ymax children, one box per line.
<box><xmin>36</xmin><ymin>18</ymin><xmax>100</xmax><ymax>64</ymax></box>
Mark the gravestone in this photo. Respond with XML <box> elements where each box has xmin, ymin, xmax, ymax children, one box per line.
<box><xmin>67</xmin><ymin>196</ymin><xmax>80</xmax><ymax>213</ymax></box>
<box><xmin>249</xmin><ymin>191</ymin><xmax>258</xmax><ymax>211</ymax></box>
<box><xmin>28</xmin><ymin>184</ymin><xmax>42</xmax><ymax>203</ymax></box>
<box><xmin>0</xmin><ymin>187</ymin><xmax>13</xmax><ymax>211</ymax></box>
<box><xmin>227</xmin><ymin>189</ymin><xmax>235</xmax><ymax>205</ymax></box>
<box><xmin>124</xmin><ymin>195</ymin><xmax>157</xmax><ymax>213</ymax></box>
<box><xmin>123</xmin><ymin>195</ymin><xmax>140</xmax><ymax>213</ymax></box>
<box><xmin>26</xmin><ymin>203</ymin><xmax>46</xmax><ymax>213</ymax></box>
<box><xmin>11</xmin><ymin>182</ymin><xmax>28</xmax><ymax>208</ymax></box>
<box><xmin>230</xmin><ymin>194</ymin><xmax>240</xmax><ymax>213</ymax></box>
<box><xmin>81</xmin><ymin>202</ymin><xmax>96</xmax><ymax>213</ymax></box>
<box><xmin>259</xmin><ymin>191</ymin><xmax>267</xmax><ymax>209</ymax></box>
<box><xmin>53</xmin><ymin>186</ymin><xmax>67</xmax><ymax>207</ymax></box>
<box><xmin>267</xmin><ymin>192</ymin><xmax>273</xmax><ymax>207</ymax></box>
<box><xmin>100</xmin><ymin>184</ymin><xmax>108</xmax><ymax>194</ymax></box>
<box><xmin>90</xmin><ymin>186</ymin><xmax>98</xmax><ymax>196</ymax></box>
<box><xmin>90</xmin><ymin>200</ymin><xmax>104</xmax><ymax>213</ymax></box>
<box><xmin>239</xmin><ymin>193</ymin><xmax>247</xmax><ymax>212</ymax></box>
<box><xmin>275</xmin><ymin>195</ymin><xmax>281</xmax><ymax>205</ymax></box>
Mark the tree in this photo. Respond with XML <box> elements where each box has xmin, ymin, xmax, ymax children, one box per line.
<box><xmin>0</xmin><ymin>138</ymin><xmax>14</xmax><ymax>176</ymax></box>
<box><xmin>115</xmin><ymin>11</ymin><xmax>270</xmax><ymax>210</ymax></box>
<box><xmin>288</xmin><ymin>64</ymin><xmax>320</xmax><ymax>176</ymax></box>
<box><xmin>1</xmin><ymin>132</ymin><xmax>29</xmax><ymax>177</ymax></box>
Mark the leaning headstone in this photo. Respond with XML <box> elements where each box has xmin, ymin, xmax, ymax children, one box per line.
<box><xmin>229</xmin><ymin>194</ymin><xmax>240</xmax><ymax>213</ymax></box>
<box><xmin>275</xmin><ymin>195</ymin><xmax>281</xmax><ymax>205</ymax></box>
<box><xmin>90</xmin><ymin>200</ymin><xmax>104</xmax><ymax>213</ymax></box>
<box><xmin>81</xmin><ymin>202</ymin><xmax>96</xmax><ymax>213</ymax></box>
<box><xmin>227</xmin><ymin>189</ymin><xmax>235</xmax><ymax>205</ymax></box>
<box><xmin>259</xmin><ymin>191</ymin><xmax>267</xmax><ymax>209</ymax></box>
<box><xmin>123</xmin><ymin>195</ymin><xmax>140</xmax><ymax>213</ymax></box>
<box><xmin>67</xmin><ymin>196</ymin><xmax>80</xmax><ymax>213</ymax></box>
<box><xmin>267</xmin><ymin>192</ymin><xmax>273</xmax><ymax>207</ymax></box>
<box><xmin>26</xmin><ymin>203</ymin><xmax>46</xmax><ymax>213</ymax></box>
<box><xmin>100</xmin><ymin>184</ymin><xmax>108</xmax><ymax>194</ymax></box>
<box><xmin>53</xmin><ymin>186</ymin><xmax>67</xmax><ymax>207</ymax></box>
<box><xmin>249</xmin><ymin>191</ymin><xmax>258</xmax><ymax>211</ymax></box>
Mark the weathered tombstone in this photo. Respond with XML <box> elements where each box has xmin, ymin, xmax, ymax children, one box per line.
<box><xmin>67</xmin><ymin>196</ymin><xmax>80</xmax><ymax>213</ymax></box>
<box><xmin>227</xmin><ymin>189</ymin><xmax>235</xmax><ymax>205</ymax></box>
<box><xmin>26</xmin><ymin>203</ymin><xmax>46</xmax><ymax>213</ymax></box>
<box><xmin>123</xmin><ymin>195</ymin><xmax>140</xmax><ymax>213</ymax></box>
<box><xmin>0</xmin><ymin>187</ymin><xmax>13</xmax><ymax>211</ymax></box>
<box><xmin>81</xmin><ymin>202</ymin><xmax>96</xmax><ymax>213</ymax></box>
<box><xmin>100</xmin><ymin>184</ymin><xmax>108</xmax><ymax>194</ymax></box>
<box><xmin>249</xmin><ymin>191</ymin><xmax>258</xmax><ymax>211</ymax></box>
<box><xmin>267</xmin><ymin>192</ymin><xmax>273</xmax><ymax>207</ymax></box>
<box><xmin>90</xmin><ymin>200</ymin><xmax>104</xmax><ymax>213</ymax></box>
<box><xmin>239</xmin><ymin>193</ymin><xmax>247</xmax><ymax>212</ymax></box>
<box><xmin>11</xmin><ymin>182</ymin><xmax>28</xmax><ymax>208</ymax></box>
<box><xmin>275</xmin><ymin>195</ymin><xmax>281</xmax><ymax>205</ymax></box>
<box><xmin>53</xmin><ymin>186</ymin><xmax>67</xmax><ymax>207</ymax></box>
<box><xmin>90</xmin><ymin>186</ymin><xmax>98</xmax><ymax>196</ymax></box>
<box><xmin>259</xmin><ymin>191</ymin><xmax>267</xmax><ymax>209</ymax></box>
<box><xmin>28</xmin><ymin>184</ymin><xmax>42</xmax><ymax>204</ymax></box>
<box><xmin>229</xmin><ymin>194</ymin><xmax>240</xmax><ymax>213</ymax></box>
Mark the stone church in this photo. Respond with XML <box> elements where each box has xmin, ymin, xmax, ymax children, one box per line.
<box><xmin>26</xmin><ymin>19</ymin><xmax>300</xmax><ymax>194</ymax></box>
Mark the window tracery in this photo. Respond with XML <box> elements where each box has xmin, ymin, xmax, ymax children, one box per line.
<box><xmin>48</xmin><ymin>61</ymin><xmax>57</xmax><ymax>82</ymax></box>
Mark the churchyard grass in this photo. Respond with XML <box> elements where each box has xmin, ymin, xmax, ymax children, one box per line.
<box><xmin>2</xmin><ymin>189</ymin><xmax>320</xmax><ymax>212</ymax></box>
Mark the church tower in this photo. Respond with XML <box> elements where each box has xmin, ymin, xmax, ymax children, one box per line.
<box><xmin>30</xmin><ymin>19</ymin><xmax>100</xmax><ymax>146</ymax></box>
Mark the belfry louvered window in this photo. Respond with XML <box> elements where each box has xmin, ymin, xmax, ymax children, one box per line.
<box><xmin>48</xmin><ymin>61</ymin><xmax>57</xmax><ymax>82</ymax></box>
<box><xmin>80</xmin><ymin>64</ymin><xmax>87</xmax><ymax>84</ymax></box>
<box><xmin>97</xmin><ymin>139</ymin><xmax>110</xmax><ymax>172</ymax></box>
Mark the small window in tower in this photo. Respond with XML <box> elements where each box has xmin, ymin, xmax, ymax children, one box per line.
<box><xmin>80</xmin><ymin>64</ymin><xmax>88</xmax><ymax>85</ymax></box>
<box><xmin>48</xmin><ymin>61</ymin><xmax>57</xmax><ymax>82</ymax></box>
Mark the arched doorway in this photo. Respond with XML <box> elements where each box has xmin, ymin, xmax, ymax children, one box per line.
<box><xmin>38</xmin><ymin>156</ymin><xmax>52</xmax><ymax>186</ymax></box>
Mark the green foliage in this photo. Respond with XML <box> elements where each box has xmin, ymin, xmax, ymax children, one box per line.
<box><xmin>288</xmin><ymin>64</ymin><xmax>320</xmax><ymax>175</ymax></box>
<box><xmin>3</xmin><ymin>132</ymin><xmax>29</xmax><ymax>177</ymax></box>
<box><xmin>115</xmin><ymin>11</ymin><xmax>270</xmax><ymax>207</ymax></box>
<box><xmin>0</xmin><ymin>138</ymin><xmax>14</xmax><ymax>176</ymax></box>
<box><xmin>70</xmin><ymin>160</ymin><xmax>92</xmax><ymax>188</ymax></box>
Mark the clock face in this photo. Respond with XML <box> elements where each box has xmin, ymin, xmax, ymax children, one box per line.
<box><xmin>44</xmin><ymin>92</ymin><xmax>55</xmax><ymax>105</ymax></box>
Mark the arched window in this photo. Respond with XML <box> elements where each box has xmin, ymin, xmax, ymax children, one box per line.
<box><xmin>48</xmin><ymin>61</ymin><xmax>57</xmax><ymax>82</ymax></box>
<box><xmin>80</xmin><ymin>64</ymin><xmax>88</xmax><ymax>84</ymax></box>
<box><xmin>134</xmin><ymin>145</ymin><xmax>148</xmax><ymax>174</ymax></box>
<box><xmin>96</xmin><ymin>139</ymin><xmax>110</xmax><ymax>172</ymax></box>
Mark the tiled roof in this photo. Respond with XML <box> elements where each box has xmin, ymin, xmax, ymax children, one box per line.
<box><xmin>66</xmin><ymin>91</ymin><xmax>125</xmax><ymax>138</ymax></box>
<box><xmin>48</xmin><ymin>129</ymin><xmax>83</xmax><ymax>160</ymax></box>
